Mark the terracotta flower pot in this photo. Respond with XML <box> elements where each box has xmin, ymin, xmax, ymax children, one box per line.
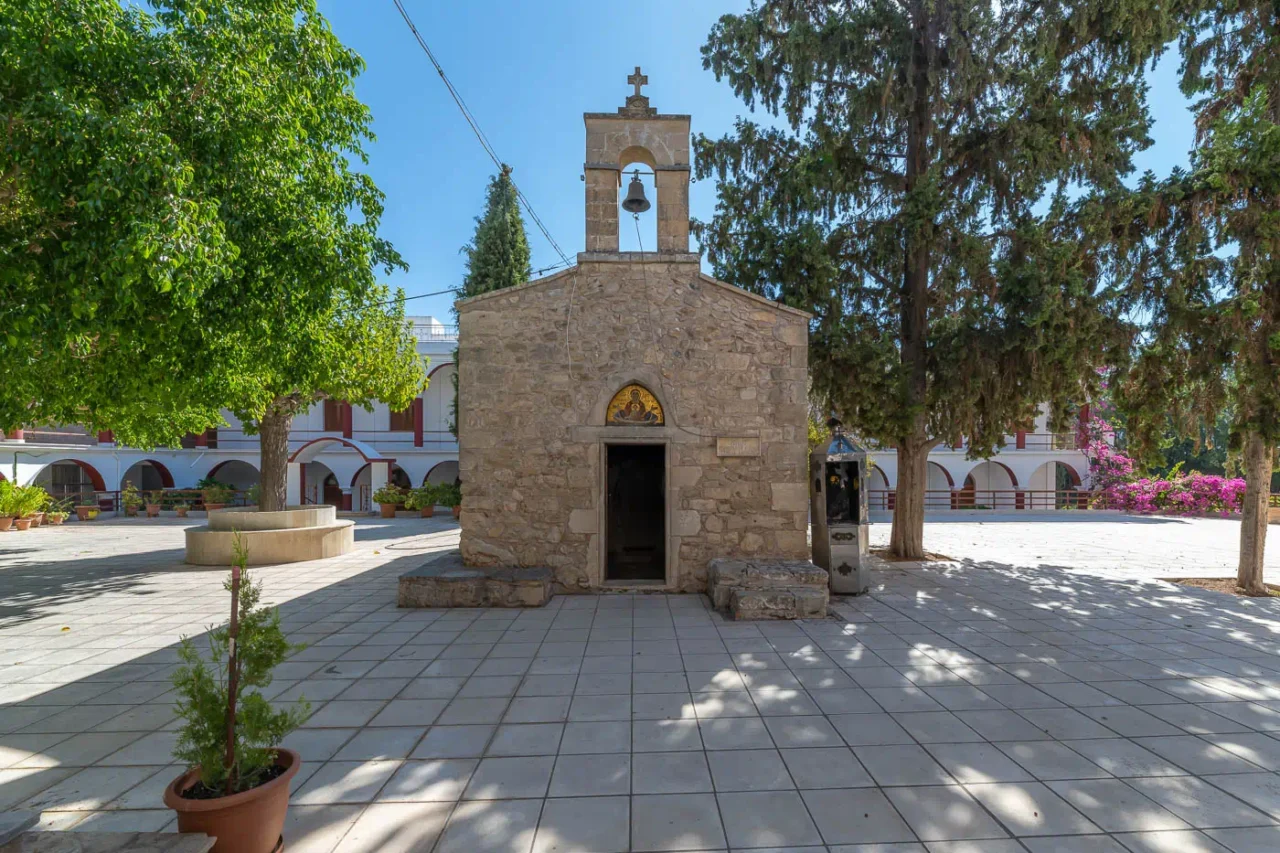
<box><xmin>176</xmin><ymin>508</ymin><xmax>189</xmax><ymax>518</ymax></box>
<box><xmin>75</xmin><ymin>506</ymin><xmax>93</xmax><ymax>521</ymax></box>
<box><xmin>205</xmin><ymin>503</ymin><xmax>226</xmax><ymax>512</ymax></box>
<box><xmin>163</xmin><ymin>749</ymin><xmax>300</xmax><ymax>853</ymax></box>
<box><xmin>30</xmin><ymin>513</ymin><xmax>42</xmax><ymax>527</ymax></box>
<box><xmin>379</xmin><ymin>503</ymin><xmax>398</xmax><ymax>519</ymax></box>
<box><xmin>47</xmin><ymin>515</ymin><xmax>65</xmax><ymax>526</ymax></box>
<box><xmin>419</xmin><ymin>505</ymin><xmax>435</xmax><ymax>518</ymax></box>
<box><xmin>452</xmin><ymin>505</ymin><xmax>462</xmax><ymax>519</ymax></box>
<box><xmin>13</xmin><ymin>518</ymin><xmax>31</xmax><ymax>531</ymax></box>
<box><xmin>146</xmin><ymin>504</ymin><xmax>161</xmax><ymax>518</ymax></box>
<box><xmin>0</xmin><ymin>517</ymin><xmax>12</xmax><ymax>532</ymax></box>
<box><xmin>125</xmin><ymin>507</ymin><xmax>139</xmax><ymax>517</ymax></box>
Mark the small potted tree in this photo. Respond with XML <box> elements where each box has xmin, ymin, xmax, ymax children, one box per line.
<box><xmin>372</xmin><ymin>484</ymin><xmax>405</xmax><ymax>518</ymax></box>
<box><xmin>404</xmin><ymin>484</ymin><xmax>438</xmax><ymax>518</ymax></box>
<box><xmin>0</xmin><ymin>480</ymin><xmax>15</xmax><ymax>531</ymax></box>
<box><xmin>73</xmin><ymin>491</ymin><xmax>98</xmax><ymax>522</ymax></box>
<box><xmin>174</xmin><ymin>499</ymin><xmax>192</xmax><ymax>519</ymax></box>
<box><xmin>163</xmin><ymin>536</ymin><xmax>308</xmax><ymax>852</ymax></box>
<box><xmin>121</xmin><ymin>481</ymin><xmax>144</xmax><ymax>517</ymax></box>
<box><xmin>203</xmin><ymin>484</ymin><xmax>233</xmax><ymax>512</ymax></box>
<box><xmin>45</xmin><ymin>497</ymin><xmax>71</xmax><ymax>526</ymax></box>
<box><xmin>438</xmin><ymin>482</ymin><xmax>462</xmax><ymax>519</ymax></box>
<box><xmin>13</xmin><ymin>486</ymin><xmax>47</xmax><ymax>530</ymax></box>
<box><xmin>146</xmin><ymin>490</ymin><xmax>165</xmax><ymax>518</ymax></box>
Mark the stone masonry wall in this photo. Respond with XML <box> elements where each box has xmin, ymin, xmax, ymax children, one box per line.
<box><xmin>457</xmin><ymin>255</ymin><xmax>810</xmax><ymax>593</ymax></box>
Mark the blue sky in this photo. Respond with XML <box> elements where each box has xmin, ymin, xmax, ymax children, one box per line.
<box><xmin>317</xmin><ymin>1</ymin><xmax>1198</xmax><ymax>324</ymax></box>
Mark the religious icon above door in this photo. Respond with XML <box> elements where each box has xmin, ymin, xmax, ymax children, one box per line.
<box><xmin>606</xmin><ymin>384</ymin><xmax>664</xmax><ymax>426</ymax></box>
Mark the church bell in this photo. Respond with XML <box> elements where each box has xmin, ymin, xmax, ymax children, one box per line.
<box><xmin>621</xmin><ymin>170</ymin><xmax>651</xmax><ymax>214</ymax></box>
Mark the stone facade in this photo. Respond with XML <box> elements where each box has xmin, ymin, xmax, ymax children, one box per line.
<box><xmin>455</xmin><ymin>71</ymin><xmax>811</xmax><ymax>594</ymax></box>
<box><xmin>456</xmin><ymin>255</ymin><xmax>811</xmax><ymax>592</ymax></box>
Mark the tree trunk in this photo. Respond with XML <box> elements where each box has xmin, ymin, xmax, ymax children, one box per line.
<box><xmin>258</xmin><ymin>405</ymin><xmax>293</xmax><ymax>513</ymax></box>
<box><xmin>890</xmin><ymin>440</ymin><xmax>929</xmax><ymax>558</ymax></box>
<box><xmin>1238</xmin><ymin>429</ymin><xmax>1272</xmax><ymax>594</ymax></box>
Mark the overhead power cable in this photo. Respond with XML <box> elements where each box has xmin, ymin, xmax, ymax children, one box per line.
<box><xmin>390</xmin><ymin>0</ymin><xmax>573</xmax><ymax>271</ymax></box>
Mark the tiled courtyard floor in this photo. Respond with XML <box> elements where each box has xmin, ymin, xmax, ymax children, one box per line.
<box><xmin>3</xmin><ymin>516</ymin><xmax>1280</xmax><ymax>852</ymax></box>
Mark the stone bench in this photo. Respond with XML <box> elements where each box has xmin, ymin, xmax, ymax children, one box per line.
<box><xmin>708</xmin><ymin>558</ymin><xmax>829</xmax><ymax>620</ymax></box>
<box><xmin>398</xmin><ymin>553</ymin><xmax>553</xmax><ymax>608</ymax></box>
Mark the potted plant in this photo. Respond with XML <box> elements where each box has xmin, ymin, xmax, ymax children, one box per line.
<box><xmin>404</xmin><ymin>484</ymin><xmax>438</xmax><ymax>518</ymax></box>
<box><xmin>163</xmin><ymin>536</ymin><xmax>308</xmax><ymax>853</ymax></box>
<box><xmin>86</xmin><ymin>507</ymin><xmax>100</xmax><ymax>520</ymax></box>
<box><xmin>175</xmin><ymin>500</ymin><xmax>191</xmax><ymax>519</ymax></box>
<box><xmin>0</xmin><ymin>480</ymin><xmax>15</xmax><ymax>531</ymax></box>
<box><xmin>438</xmin><ymin>482</ymin><xmax>462</xmax><ymax>519</ymax></box>
<box><xmin>372</xmin><ymin>485</ymin><xmax>405</xmax><ymax>519</ymax></box>
<box><xmin>45</xmin><ymin>497</ymin><xmax>71</xmax><ymax>526</ymax></box>
<box><xmin>12</xmin><ymin>485</ymin><xmax>47</xmax><ymax>531</ymax></box>
<box><xmin>122</xmin><ymin>481</ymin><xmax>144</xmax><ymax>517</ymax></box>
<box><xmin>203</xmin><ymin>485</ymin><xmax>233</xmax><ymax>512</ymax></box>
<box><xmin>244</xmin><ymin>484</ymin><xmax>260</xmax><ymax>508</ymax></box>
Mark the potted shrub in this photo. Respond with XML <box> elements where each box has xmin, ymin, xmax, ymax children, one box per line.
<box><xmin>86</xmin><ymin>507</ymin><xmax>100</xmax><ymax>520</ymax></box>
<box><xmin>175</xmin><ymin>500</ymin><xmax>191</xmax><ymax>519</ymax></box>
<box><xmin>203</xmin><ymin>485</ymin><xmax>233</xmax><ymax>512</ymax></box>
<box><xmin>45</xmin><ymin>497</ymin><xmax>71</xmax><ymax>526</ymax></box>
<box><xmin>13</xmin><ymin>485</ymin><xmax>48</xmax><ymax>531</ymax></box>
<box><xmin>122</xmin><ymin>481</ymin><xmax>144</xmax><ymax>517</ymax></box>
<box><xmin>438</xmin><ymin>482</ymin><xmax>462</xmax><ymax>519</ymax></box>
<box><xmin>163</xmin><ymin>536</ymin><xmax>308</xmax><ymax>853</ymax></box>
<box><xmin>245</xmin><ymin>484</ymin><xmax>260</xmax><ymax>508</ymax></box>
<box><xmin>146</xmin><ymin>490</ymin><xmax>165</xmax><ymax>518</ymax></box>
<box><xmin>0</xmin><ymin>480</ymin><xmax>15</xmax><ymax>531</ymax></box>
<box><xmin>405</xmin><ymin>484</ymin><xmax>438</xmax><ymax>518</ymax></box>
<box><xmin>372</xmin><ymin>485</ymin><xmax>405</xmax><ymax>519</ymax></box>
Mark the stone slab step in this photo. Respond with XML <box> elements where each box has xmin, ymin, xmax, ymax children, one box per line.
<box><xmin>398</xmin><ymin>552</ymin><xmax>553</xmax><ymax>608</ymax></box>
<box><xmin>729</xmin><ymin>586</ymin><xmax>828</xmax><ymax>621</ymax></box>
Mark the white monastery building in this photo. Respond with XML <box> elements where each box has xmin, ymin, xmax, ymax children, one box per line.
<box><xmin>2</xmin><ymin>317</ymin><xmax>459</xmax><ymax>513</ymax></box>
<box><xmin>1</xmin><ymin>315</ymin><xmax>1091</xmax><ymax>514</ymax></box>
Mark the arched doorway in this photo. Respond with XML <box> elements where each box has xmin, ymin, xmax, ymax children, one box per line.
<box><xmin>958</xmin><ymin>461</ymin><xmax>1018</xmax><ymax>509</ymax></box>
<box><xmin>32</xmin><ymin>459</ymin><xmax>106</xmax><ymax>501</ymax></box>
<box><xmin>425</xmin><ymin>460</ymin><xmax>460</xmax><ymax>486</ymax></box>
<box><xmin>120</xmin><ymin>459</ymin><xmax>174</xmax><ymax>491</ymax></box>
<box><xmin>1028</xmin><ymin>461</ymin><xmax>1084</xmax><ymax>509</ymax></box>
<box><xmin>926</xmin><ymin>462</ymin><xmax>954</xmax><ymax>511</ymax></box>
<box><xmin>301</xmin><ymin>461</ymin><xmax>340</xmax><ymax>507</ymax></box>
<box><xmin>205</xmin><ymin>460</ymin><xmax>261</xmax><ymax>491</ymax></box>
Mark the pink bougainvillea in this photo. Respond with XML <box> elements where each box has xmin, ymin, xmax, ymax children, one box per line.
<box><xmin>1082</xmin><ymin>411</ymin><xmax>1245</xmax><ymax>515</ymax></box>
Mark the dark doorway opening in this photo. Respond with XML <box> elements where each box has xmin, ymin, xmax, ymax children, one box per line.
<box><xmin>606</xmin><ymin>444</ymin><xmax>665</xmax><ymax>581</ymax></box>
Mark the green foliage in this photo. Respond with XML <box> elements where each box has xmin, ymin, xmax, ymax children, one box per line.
<box><xmin>0</xmin><ymin>0</ymin><xmax>424</xmax><ymax>449</ymax></box>
<box><xmin>196</xmin><ymin>476</ymin><xmax>229</xmax><ymax>491</ymax></box>
<box><xmin>372</xmin><ymin>485</ymin><xmax>405</xmax><ymax>506</ymax></box>
<box><xmin>172</xmin><ymin>538</ymin><xmax>307</xmax><ymax>794</ymax></box>
<box><xmin>1101</xmin><ymin>2</ymin><xmax>1280</xmax><ymax>469</ymax></box>
<box><xmin>451</xmin><ymin>167</ymin><xmax>533</xmax><ymax>437</ymax></box>
<box><xmin>201</xmin><ymin>484</ymin><xmax>234</xmax><ymax>506</ymax></box>
<box><xmin>435</xmin><ymin>482</ymin><xmax>462</xmax><ymax>509</ymax></box>
<box><xmin>121</xmin><ymin>481</ymin><xmax>143</xmax><ymax>511</ymax></box>
<box><xmin>0</xmin><ymin>480</ymin><xmax>15</xmax><ymax>518</ymax></box>
<box><xmin>404</xmin><ymin>484</ymin><xmax>439</xmax><ymax>511</ymax></box>
<box><xmin>245</xmin><ymin>484</ymin><xmax>260</xmax><ymax>506</ymax></box>
<box><xmin>695</xmin><ymin>0</ymin><xmax>1181</xmax><ymax>456</ymax></box>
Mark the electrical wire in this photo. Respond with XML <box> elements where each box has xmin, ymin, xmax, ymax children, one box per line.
<box><xmin>390</xmin><ymin>0</ymin><xmax>572</xmax><ymax>271</ymax></box>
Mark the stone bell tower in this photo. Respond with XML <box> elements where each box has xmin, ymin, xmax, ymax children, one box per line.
<box><xmin>583</xmin><ymin>67</ymin><xmax>691</xmax><ymax>254</ymax></box>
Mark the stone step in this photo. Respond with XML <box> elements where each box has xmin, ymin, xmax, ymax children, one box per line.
<box><xmin>398</xmin><ymin>553</ymin><xmax>553</xmax><ymax>608</ymax></box>
<box><xmin>729</xmin><ymin>586</ymin><xmax>827</xmax><ymax>620</ymax></box>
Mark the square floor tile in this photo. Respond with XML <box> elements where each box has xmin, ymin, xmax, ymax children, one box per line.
<box><xmin>549</xmin><ymin>753</ymin><xmax>630</xmax><ymax>797</ymax></box>
<box><xmin>338</xmin><ymin>801</ymin><xmax>452</xmax><ymax>853</ymax></box>
<box><xmin>765</xmin><ymin>715</ymin><xmax>843</xmax><ymax>748</ymax></box>
<box><xmin>924</xmin><ymin>742</ymin><xmax>1035</xmax><ymax>784</ymax></box>
<box><xmin>896</xmin><ymin>712</ymin><xmax>984</xmax><ymax>744</ymax></box>
<box><xmin>1205</xmin><ymin>826</ymin><xmax>1280</xmax><ymax>852</ymax></box>
<box><xmin>828</xmin><ymin>713</ymin><xmax>916</xmax><ymax>746</ymax></box>
<box><xmin>964</xmin><ymin>781</ymin><xmax>1101</xmax><ymax>836</ymax></box>
<box><xmin>1203</xmin><ymin>771</ymin><xmax>1280</xmax><ymax>819</ymax></box>
<box><xmin>1126</xmin><ymin>775</ymin><xmax>1274</xmax><ymax>828</ymax></box>
<box><xmin>802</xmin><ymin>787</ymin><xmax>917</xmax><ymax>844</ymax></box>
<box><xmin>487</xmin><ymin>723</ymin><xmax>564</xmax><ymax>757</ymax></box>
<box><xmin>533</xmin><ymin>795</ymin><xmax>629</xmax><ymax>853</ymax></box>
<box><xmin>632</xmin><ymin>719</ymin><xmax>703</xmax><ymax>752</ymax></box>
<box><xmin>1045</xmin><ymin>779</ymin><xmax>1190</xmax><ymax>832</ymax></box>
<box><xmin>293</xmin><ymin>760</ymin><xmax>400</xmax><ymax>805</ymax></box>
<box><xmin>632</xmin><ymin>750</ymin><xmax>712</xmax><ymax>794</ymax></box>
<box><xmin>697</xmin><ymin>716</ymin><xmax>773</xmax><ymax>750</ymax></box>
<box><xmin>718</xmin><ymin>790</ymin><xmax>823</xmax><ymax>848</ymax></box>
<box><xmin>707</xmin><ymin>748</ymin><xmax>793</xmax><ymax>791</ymax></box>
<box><xmin>411</xmin><ymin>725</ymin><xmax>495</xmax><ymax>759</ymax></box>
<box><xmin>376</xmin><ymin>759</ymin><xmax>477</xmax><ymax>802</ymax></box>
<box><xmin>631</xmin><ymin>792</ymin><xmax>726</xmax><ymax>851</ymax></box>
<box><xmin>779</xmin><ymin>746</ymin><xmax>874</xmax><ymax>789</ymax></box>
<box><xmin>436</xmin><ymin>798</ymin><xmax>540</xmax><ymax>853</ymax></box>
<box><xmin>1135</xmin><ymin>735</ymin><xmax>1268</xmax><ymax>775</ymax></box>
<box><xmin>558</xmin><ymin>721</ymin><xmax>630</xmax><ymax>754</ymax></box>
<box><xmin>1114</xmin><ymin>829</ymin><xmax>1232</xmax><ymax>853</ymax></box>
<box><xmin>462</xmin><ymin>756</ymin><xmax>555</xmax><ymax>800</ymax></box>
<box><xmin>333</xmin><ymin>727</ymin><xmax>424</xmax><ymax>761</ymax></box>
<box><xmin>997</xmin><ymin>741</ymin><xmax>1113</xmax><ymax>781</ymax></box>
<box><xmin>854</xmin><ymin>744</ymin><xmax>957</xmax><ymax>786</ymax></box>
<box><xmin>886</xmin><ymin>784</ymin><xmax>1009</xmax><ymax>841</ymax></box>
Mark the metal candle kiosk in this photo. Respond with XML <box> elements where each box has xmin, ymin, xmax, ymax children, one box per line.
<box><xmin>810</xmin><ymin>421</ymin><xmax>871</xmax><ymax>595</ymax></box>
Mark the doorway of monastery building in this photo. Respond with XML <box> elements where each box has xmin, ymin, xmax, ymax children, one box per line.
<box><xmin>605</xmin><ymin>443</ymin><xmax>665</xmax><ymax>581</ymax></box>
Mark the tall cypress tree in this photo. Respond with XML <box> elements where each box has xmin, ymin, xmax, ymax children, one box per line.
<box><xmin>694</xmin><ymin>0</ymin><xmax>1181</xmax><ymax>557</ymax></box>
<box><xmin>451</xmin><ymin>165</ymin><xmax>532</xmax><ymax>436</ymax></box>
<box><xmin>1105</xmin><ymin>1</ymin><xmax>1280</xmax><ymax>592</ymax></box>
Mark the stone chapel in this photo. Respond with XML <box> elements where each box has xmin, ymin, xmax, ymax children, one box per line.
<box><xmin>454</xmin><ymin>70</ymin><xmax>812</xmax><ymax>595</ymax></box>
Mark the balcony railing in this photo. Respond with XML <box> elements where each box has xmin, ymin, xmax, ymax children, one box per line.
<box><xmin>412</xmin><ymin>323</ymin><xmax>459</xmax><ymax>342</ymax></box>
<box><xmin>869</xmin><ymin>488</ymin><xmax>1093</xmax><ymax>511</ymax></box>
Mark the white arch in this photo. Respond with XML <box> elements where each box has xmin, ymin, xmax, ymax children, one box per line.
<box><xmin>960</xmin><ymin>460</ymin><xmax>1018</xmax><ymax>509</ymax></box>
<box><xmin>289</xmin><ymin>436</ymin><xmax>389</xmax><ymax>465</ymax></box>
<box><xmin>925</xmin><ymin>461</ymin><xmax>954</xmax><ymax>511</ymax></box>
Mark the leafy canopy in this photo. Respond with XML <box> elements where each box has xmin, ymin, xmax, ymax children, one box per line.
<box><xmin>694</xmin><ymin>0</ymin><xmax>1182</xmax><ymax>456</ymax></box>
<box><xmin>0</xmin><ymin>0</ymin><xmax>423</xmax><ymax>445</ymax></box>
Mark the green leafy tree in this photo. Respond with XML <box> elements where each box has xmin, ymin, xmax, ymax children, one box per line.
<box><xmin>451</xmin><ymin>165</ymin><xmax>532</xmax><ymax>436</ymax></box>
<box><xmin>1105</xmin><ymin>1</ymin><xmax>1280</xmax><ymax>592</ymax></box>
<box><xmin>0</xmin><ymin>0</ymin><xmax>425</xmax><ymax>511</ymax></box>
<box><xmin>694</xmin><ymin>0</ymin><xmax>1181</xmax><ymax>557</ymax></box>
